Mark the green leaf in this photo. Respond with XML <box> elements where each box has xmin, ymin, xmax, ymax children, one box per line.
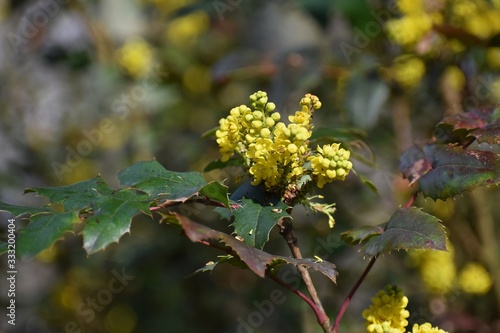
<box><xmin>173</xmin><ymin>213</ymin><xmax>337</xmax><ymax>283</ymax></box>
<box><xmin>199</xmin><ymin>181</ymin><xmax>230</xmax><ymax>208</ymax></box>
<box><xmin>341</xmin><ymin>225</ymin><xmax>384</xmax><ymax>245</ymax></box>
<box><xmin>310</xmin><ymin>127</ymin><xmax>367</xmax><ymax>143</ymax></box>
<box><xmin>82</xmin><ymin>190</ymin><xmax>150</xmax><ymax>254</ymax></box>
<box><xmin>118</xmin><ymin>160</ymin><xmax>219</xmax><ymax>203</ymax></box>
<box><xmin>25</xmin><ymin>177</ymin><xmax>113</xmax><ymax>211</ymax></box>
<box><xmin>0</xmin><ymin>202</ymin><xmax>50</xmax><ymax>217</ymax></box>
<box><xmin>18</xmin><ymin>211</ymin><xmax>79</xmax><ymax>259</ymax></box>
<box><xmin>232</xmin><ymin>199</ymin><xmax>289</xmax><ymax>249</ymax></box>
<box><xmin>351</xmin><ymin>170</ymin><xmax>379</xmax><ymax>195</ymax></box>
<box><xmin>362</xmin><ymin>207</ymin><xmax>447</xmax><ymax>257</ymax></box>
<box><xmin>400</xmin><ymin>144</ymin><xmax>500</xmax><ymax>199</ymax></box>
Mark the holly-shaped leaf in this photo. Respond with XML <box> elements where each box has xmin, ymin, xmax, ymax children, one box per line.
<box><xmin>118</xmin><ymin>160</ymin><xmax>229</xmax><ymax>207</ymax></box>
<box><xmin>0</xmin><ymin>202</ymin><xmax>50</xmax><ymax>217</ymax></box>
<box><xmin>25</xmin><ymin>177</ymin><xmax>113</xmax><ymax>211</ymax></box>
<box><xmin>82</xmin><ymin>189</ymin><xmax>150</xmax><ymax>254</ymax></box>
<box><xmin>17</xmin><ymin>211</ymin><xmax>79</xmax><ymax>259</ymax></box>
<box><xmin>436</xmin><ymin>105</ymin><xmax>500</xmax><ymax>146</ymax></box>
<box><xmin>232</xmin><ymin>199</ymin><xmax>289</xmax><ymax>249</ymax></box>
<box><xmin>362</xmin><ymin>207</ymin><xmax>447</xmax><ymax>257</ymax></box>
<box><xmin>341</xmin><ymin>225</ymin><xmax>384</xmax><ymax>245</ymax></box>
<box><xmin>172</xmin><ymin>213</ymin><xmax>337</xmax><ymax>283</ymax></box>
<box><xmin>400</xmin><ymin>144</ymin><xmax>500</xmax><ymax>200</ymax></box>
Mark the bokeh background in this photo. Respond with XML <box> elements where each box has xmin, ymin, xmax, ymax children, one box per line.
<box><xmin>0</xmin><ymin>0</ymin><xmax>499</xmax><ymax>332</ymax></box>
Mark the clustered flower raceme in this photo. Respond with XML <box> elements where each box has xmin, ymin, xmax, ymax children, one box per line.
<box><xmin>363</xmin><ymin>285</ymin><xmax>448</xmax><ymax>333</ymax></box>
<box><xmin>215</xmin><ymin>91</ymin><xmax>353</xmax><ymax>193</ymax></box>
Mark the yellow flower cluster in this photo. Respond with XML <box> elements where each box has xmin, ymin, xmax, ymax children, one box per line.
<box><xmin>408</xmin><ymin>243</ymin><xmax>456</xmax><ymax>294</ymax></box>
<box><xmin>363</xmin><ymin>285</ymin><xmax>449</xmax><ymax>333</ymax></box>
<box><xmin>215</xmin><ymin>92</ymin><xmax>351</xmax><ymax>191</ymax></box>
<box><xmin>115</xmin><ymin>37</ymin><xmax>154</xmax><ymax>78</ymax></box>
<box><xmin>386</xmin><ymin>0</ymin><xmax>500</xmax><ymax>52</ymax></box>
<box><xmin>308</xmin><ymin>143</ymin><xmax>353</xmax><ymax>188</ymax></box>
<box><xmin>363</xmin><ymin>285</ymin><xmax>410</xmax><ymax>333</ymax></box>
<box><xmin>409</xmin><ymin>323</ymin><xmax>448</xmax><ymax>333</ymax></box>
<box><xmin>458</xmin><ymin>262</ymin><xmax>492</xmax><ymax>295</ymax></box>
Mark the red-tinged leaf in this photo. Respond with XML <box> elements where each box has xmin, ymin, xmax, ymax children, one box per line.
<box><xmin>362</xmin><ymin>207</ymin><xmax>447</xmax><ymax>257</ymax></box>
<box><xmin>341</xmin><ymin>225</ymin><xmax>384</xmax><ymax>245</ymax></box>
<box><xmin>419</xmin><ymin>144</ymin><xmax>500</xmax><ymax>200</ymax></box>
<box><xmin>400</xmin><ymin>144</ymin><xmax>500</xmax><ymax>200</ymax></box>
<box><xmin>436</xmin><ymin>105</ymin><xmax>500</xmax><ymax>145</ymax></box>
<box><xmin>399</xmin><ymin>144</ymin><xmax>432</xmax><ymax>184</ymax></box>
<box><xmin>173</xmin><ymin>213</ymin><xmax>337</xmax><ymax>283</ymax></box>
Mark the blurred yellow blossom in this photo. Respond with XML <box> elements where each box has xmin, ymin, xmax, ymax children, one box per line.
<box><xmin>392</xmin><ymin>55</ymin><xmax>426</xmax><ymax>89</ymax></box>
<box><xmin>458</xmin><ymin>262</ymin><xmax>492</xmax><ymax>295</ymax></box>
<box><xmin>183</xmin><ymin>65</ymin><xmax>212</xmax><ymax>94</ymax></box>
<box><xmin>115</xmin><ymin>37</ymin><xmax>154</xmax><ymax>78</ymax></box>
<box><xmin>166</xmin><ymin>11</ymin><xmax>210</xmax><ymax>47</ymax></box>
<box><xmin>442</xmin><ymin>66</ymin><xmax>466</xmax><ymax>91</ymax></box>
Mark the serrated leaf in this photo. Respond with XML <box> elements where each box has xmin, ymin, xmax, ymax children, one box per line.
<box><xmin>17</xmin><ymin>211</ymin><xmax>79</xmax><ymax>259</ymax></box>
<box><xmin>25</xmin><ymin>177</ymin><xmax>113</xmax><ymax>211</ymax></box>
<box><xmin>118</xmin><ymin>160</ymin><xmax>225</xmax><ymax>204</ymax></box>
<box><xmin>362</xmin><ymin>207</ymin><xmax>447</xmax><ymax>257</ymax></box>
<box><xmin>174</xmin><ymin>213</ymin><xmax>337</xmax><ymax>282</ymax></box>
<box><xmin>232</xmin><ymin>199</ymin><xmax>289</xmax><ymax>249</ymax></box>
<box><xmin>0</xmin><ymin>202</ymin><xmax>50</xmax><ymax>217</ymax></box>
<box><xmin>341</xmin><ymin>225</ymin><xmax>384</xmax><ymax>245</ymax></box>
<box><xmin>419</xmin><ymin>144</ymin><xmax>500</xmax><ymax>200</ymax></box>
<box><xmin>436</xmin><ymin>105</ymin><xmax>500</xmax><ymax>145</ymax></box>
<box><xmin>82</xmin><ymin>190</ymin><xmax>150</xmax><ymax>254</ymax></box>
<box><xmin>199</xmin><ymin>181</ymin><xmax>229</xmax><ymax>207</ymax></box>
<box><xmin>400</xmin><ymin>144</ymin><xmax>500</xmax><ymax>199</ymax></box>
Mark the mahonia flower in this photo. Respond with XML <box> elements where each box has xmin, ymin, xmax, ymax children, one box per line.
<box><xmin>458</xmin><ymin>262</ymin><xmax>492</xmax><ymax>295</ymax></box>
<box><xmin>410</xmin><ymin>323</ymin><xmax>448</xmax><ymax>333</ymax></box>
<box><xmin>411</xmin><ymin>243</ymin><xmax>456</xmax><ymax>294</ymax></box>
<box><xmin>442</xmin><ymin>66</ymin><xmax>466</xmax><ymax>91</ymax></box>
<box><xmin>215</xmin><ymin>91</ymin><xmax>350</xmax><ymax>192</ymax></box>
<box><xmin>363</xmin><ymin>285</ymin><xmax>410</xmax><ymax>333</ymax></box>
<box><xmin>308</xmin><ymin>144</ymin><xmax>353</xmax><ymax>188</ymax></box>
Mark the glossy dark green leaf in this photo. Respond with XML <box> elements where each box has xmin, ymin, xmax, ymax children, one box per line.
<box><xmin>18</xmin><ymin>211</ymin><xmax>79</xmax><ymax>259</ymax></box>
<box><xmin>118</xmin><ymin>160</ymin><xmax>220</xmax><ymax>203</ymax></box>
<box><xmin>362</xmin><ymin>207</ymin><xmax>447</xmax><ymax>257</ymax></box>
<box><xmin>82</xmin><ymin>190</ymin><xmax>150</xmax><ymax>254</ymax></box>
<box><xmin>174</xmin><ymin>213</ymin><xmax>337</xmax><ymax>282</ymax></box>
<box><xmin>232</xmin><ymin>199</ymin><xmax>289</xmax><ymax>249</ymax></box>
<box><xmin>25</xmin><ymin>177</ymin><xmax>113</xmax><ymax>211</ymax></box>
<box><xmin>0</xmin><ymin>202</ymin><xmax>50</xmax><ymax>217</ymax></box>
<box><xmin>199</xmin><ymin>181</ymin><xmax>229</xmax><ymax>208</ymax></box>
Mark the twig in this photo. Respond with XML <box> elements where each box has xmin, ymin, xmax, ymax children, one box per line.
<box><xmin>278</xmin><ymin>217</ymin><xmax>331</xmax><ymax>332</ymax></box>
<box><xmin>333</xmin><ymin>256</ymin><xmax>377</xmax><ymax>333</ymax></box>
<box><xmin>332</xmin><ymin>194</ymin><xmax>416</xmax><ymax>332</ymax></box>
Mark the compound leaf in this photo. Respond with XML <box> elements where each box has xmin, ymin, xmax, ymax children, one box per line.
<box><xmin>362</xmin><ymin>207</ymin><xmax>446</xmax><ymax>257</ymax></box>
